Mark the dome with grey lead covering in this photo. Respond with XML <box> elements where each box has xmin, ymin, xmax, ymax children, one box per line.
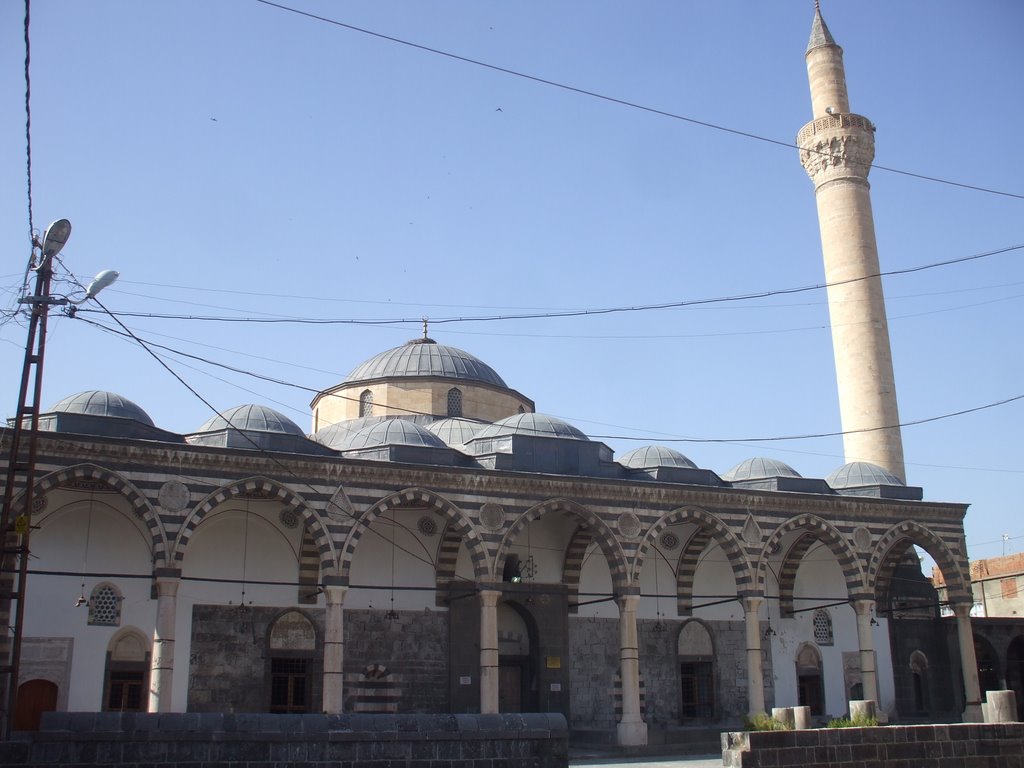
<box><xmin>723</xmin><ymin>457</ymin><xmax>802</xmax><ymax>482</ymax></box>
<box><xmin>49</xmin><ymin>390</ymin><xmax>155</xmax><ymax>426</ymax></box>
<box><xmin>340</xmin><ymin>419</ymin><xmax>448</xmax><ymax>451</ymax></box>
<box><xmin>618</xmin><ymin>445</ymin><xmax>697</xmax><ymax>470</ymax></box>
<box><xmin>425</xmin><ymin>417</ymin><xmax>486</xmax><ymax>448</ymax></box>
<box><xmin>196</xmin><ymin>405</ymin><xmax>304</xmax><ymax>436</ymax></box>
<box><xmin>474</xmin><ymin>413</ymin><xmax>588</xmax><ymax>441</ymax></box>
<box><xmin>344</xmin><ymin>337</ymin><xmax>508</xmax><ymax>388</ymax></box>
<box><xmin>827</xmin><ymin>461</ymin><xmax>904</xmax><ymax>488</ymax></box>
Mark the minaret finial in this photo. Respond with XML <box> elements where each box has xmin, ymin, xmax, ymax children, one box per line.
<box><xmin>814</xmin><ymin>0</ymin><xmax>820</xmax><ymax>12</ymax></box>
<box><xmin>422</xmin><ymin>317</ymin><xmax>428</xmax><ymax>339</ymax></box>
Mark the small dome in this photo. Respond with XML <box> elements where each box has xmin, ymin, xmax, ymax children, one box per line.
<box><xmin>344</xmin><ymin>338</ymin><xmax>507</xmax><ymax>388</ymax></box>
<box><xmin>49</xmin><ymin>391</ymin><xmax>154</xmax><ymax>426</ymax></box>
<box><xmin>425</xmin><ymin>417</ymin><xmax>486</xmax><ymax>448</ymax></box>
<box><xmin>312</xmin><ymin>416</ymin><xmax>386</xmax><ymax>449</ymax></box>
<box><xmin>341</xmin><ymin>419</ymin><xmax>448</xmax><ymax>451</ymax></box>
<box><xmin>618</xmin><ymin>445</ymin><xmax>697</xmax><ymax>470</ymax></box>
<box><xmin>827</xmin><ymin>462</ymin><xmax>904</xmax><ymax>488</ymax></box>
<box><xmin>723</xmin><ymin>457</ymin><xmax>802</xmax><ymax>482</ymax></box>
<box><xmin>196</xmin><ymin>405</ymin><xmax>304</xmax><ymax>436</ymax></box>
<box><xmin>474</xmin><ymin>413</ymin><xmax>588</xmax><ymax>441</ymax></box>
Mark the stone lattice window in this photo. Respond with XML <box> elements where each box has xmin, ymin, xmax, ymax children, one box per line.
<box><xmin>359</xmin><ymin>390</ymin><xmax>374</xmax><ymax>417</ymax></box>
<box><xmin>446</xmin><ymin>388</ymin><xmax>463</xmax><ymax>417</ymax></box>
<box><xmin>88</xmin><ymin>584</ymin><xmax>122</xmax><ymax>626</ymax></box>
<box><xmin>812</xmin><ymin>609</ymin><xmax>833</xmax><ymax>645</ymax></box>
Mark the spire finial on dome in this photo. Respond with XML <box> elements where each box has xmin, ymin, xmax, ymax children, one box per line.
<box><xmin>422</xmin><ymin>317</ymin><xmax>428</xmax><ymax>339</ymax></box>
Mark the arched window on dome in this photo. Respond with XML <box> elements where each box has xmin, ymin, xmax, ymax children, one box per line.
<box><xmin>517</xmin><ymin>405</ymin><xmax>525</xmax><ymax>414</ymax></box>
<box><xmin>446</xmin><ymin>388</ymin><xmax>463</xmax><ymax>418</ymax></box>
<box><xmin>812</xmin><ymin>609</ymin><xmax>833</xmax><ymax>646</ymax></box>
<box><xmin>359</xmin><ymin>389</ymin><xmax>373</xmax><ymax>418</ymax></box>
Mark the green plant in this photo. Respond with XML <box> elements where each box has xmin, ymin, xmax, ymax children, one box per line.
<box><xmin>827</xmin><ymin>714</ymin><xmax>878</xmax><ymax>728</ymax></box>
<box><xmin>742</xmin><ymin>713</ymin><xmax>791</xmax><ymax>731</ymax></box>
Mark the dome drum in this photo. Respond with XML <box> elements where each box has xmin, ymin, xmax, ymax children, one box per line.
<box><xmin>827</xmin><ymin>461</ymin><xmax>923</xmax><ymax>500</ymax></box>
<box><xmin>30</xmin><ymin>390</ymin><xmax>183</xmax><ymax>442</ymax></box>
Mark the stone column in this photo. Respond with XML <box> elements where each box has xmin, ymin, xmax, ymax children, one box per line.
<box><xmin>479</xmin><ymin>589</ymin><xmax>501</xmax><ymax>714</ymax></box>
<box><xmin>322</xmin><ymin>583</ymin><xmax>348</xmax><ymax>714</ymax></box>
<box><xmin>148</xmin><ymin>568</ymin><xmax>181</xmax><ymax>713</ymax></box>
<box><xmin>953</xmin><ymin>602</ymin><xmax>983</xmax><ymax>722</ymax></box>
<box><xmin>742</xmin><ymin>596</ymin><xmax>766</xmax><ymax>716</ymax></box>
<box><xmin>616</xmin><ymin>594</ymin><xmax>648</xmax><ymax>746</ymax></box>
<box><xmin>853</xmin><ymin>599</ymin><xmax>879</xmax><ymax>703</ymax></box>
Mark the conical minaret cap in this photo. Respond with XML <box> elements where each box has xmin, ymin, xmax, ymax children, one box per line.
<box><xmin>807</xmin><ymin>5</ymin><xmax>838</xmax><ymax>53</ymax></box>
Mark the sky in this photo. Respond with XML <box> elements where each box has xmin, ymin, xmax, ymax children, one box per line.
<box><xmin>1</xmin><ymin>1</ymin><xmax>1021</xmax><ymax>573</ymax></box>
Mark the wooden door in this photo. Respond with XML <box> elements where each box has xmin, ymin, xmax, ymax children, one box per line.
<box><xmin>14</xmin><ymin>679</ymin><xmax>58</xmax><ymax>731</ymax></box>
<box><xmin>498</xmin><ymin>664</ymin><xmax>522</xmax><ymax>712</ymax></box>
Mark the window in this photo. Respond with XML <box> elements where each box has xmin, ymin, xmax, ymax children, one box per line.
<box><xmin>270</xmin><ymin>658</ymin><xmax>309</xmax><ymax>713</ymax></box>
<box><xmin>446</xmin><ymin>388</ymin><xmax>463</xmax><ymax>417</ymax></box>
<box><xmin>812</xmin><ymin>609</ymin><xmax>833</xmax><ymax>645</ymax></box>
<box><xmin>359</xmin><ymin>390</ymin><xmax>374</xmax><ymax>417</ymax></box>
<box><xmin>103</xmin><ymin>630</ymin><xmax>149</xmax><ymax>712</ymax></box>
<box><xmin>88</xmin><ymin>584</ymin><xmax>122</xmax><ymax>626</ymax></box>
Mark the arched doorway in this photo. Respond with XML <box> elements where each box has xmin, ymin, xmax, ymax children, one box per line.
<box><xmin>497</xmin><ymin>601</ymin><xmax>538</xmax><ymax>713</ymax></box>
<box><xmin>14</xmin><ymin>679</ymin><xmax>58</xmax><ymax>731</ymax></box>
<box><xmin>910</xmin><ymin>650</ymin><xmax>930</xmax><ymax>715</ymax></box>
<box><xmin>974</xmin><ymin>635</ymin><xmax>1002</xmax><ymax>696</ymax></box>
<box><xmin>796</xmin><ymin>643</ymin><xmax>825</xmax><ymax>716</ymax></box>
<box><xmin>103</xmin><ymin>630</ymin><xmax>150</xmax><ymax>712</ymax></box>
<box><xmin>1007</xmin><ymin>636</ymin><xmax>1024</xmax><ymax>720</ymax></box>
<box><xmin>678</xmin><ymin>620</ymin><xmax>715</xmax><ymax>721</ymax></box>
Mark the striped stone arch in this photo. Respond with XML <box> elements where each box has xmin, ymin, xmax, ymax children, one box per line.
<box><xmin>496</xmin><ymin>499</ymin><xmax>629</xmax><ymax>594</ymax></box>
<box><xmin>434</xmin><ymin>522</ymin><xmax>465</xmax><ymax>606</ymax></box>
<box><xmin>173</xmin><ymin>476</ymin><xmax>336</xmax><ymax>577</ymax></box>
<box><xmin>562</xmin><ymin>525</ymin><xmax>595</xmax><ymax>614</ymax></box>
<box><xmin>757</xmin><ymin>514</ymin><xmax>867</xmax><ymax>600</ymax></box>
<box><xmin>777</xmin><ymin>533</ymin><xmax>824</xmax><ymax>617</ymax></box>
<box><xmin>28</xmin><ymin>463</ymin><xmax>168</xmax><ymax>567</ymax></box>
<box><xmin>675</xmin><ymin>529</ymin><xmax>712</xmax><ymax>616</ymax></box>
<box><xmin>635</xmin><ymin>506</ymin><xmax>752</xmax><ymax>601</ymax></box>
<box><xmin>337</xmin><ymin>488</ymin><xmax>489</xmax><ymax>586</ymax></box>
<box><xmin>868</xmin><ymin>520</ymin><xmax>970</xmax><ymax>604</ymax></box>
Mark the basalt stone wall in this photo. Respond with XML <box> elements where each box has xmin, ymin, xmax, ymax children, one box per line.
<box><xmin>722</xmin><ymin>723</ymin><xmax>1024</xmax><ymax>768</ymax></box>
<box><xmin>342</xmin><ymin>608</ymin><xmax>449</xmax><ymax>713</ymax></box>
<box><xmin>0</xmin><ymin>712</ymin><xmax>569</xmax><ymax>768</ymax></box>
<box><xmin>568</xmin><ymin>617</ymin><xmax>619</xmax><ymax>733</ymax></box>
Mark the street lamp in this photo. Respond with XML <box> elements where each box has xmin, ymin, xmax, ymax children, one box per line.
<box><xmin>0</xmin><ymin>219</ymin><xmax>117</xmax><ymax>737</ymax></box>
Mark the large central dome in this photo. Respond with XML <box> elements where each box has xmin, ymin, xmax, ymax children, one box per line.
<box><xmin>343</xmin><ymin>338</ymin><xmax>507</xmax><ymax>388</ymax></box>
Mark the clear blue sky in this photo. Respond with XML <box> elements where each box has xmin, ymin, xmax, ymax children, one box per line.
<box><xmin>2</xmin><ymin>1</ymin><xmax>1022</xmax><ymax>571</ymax></box>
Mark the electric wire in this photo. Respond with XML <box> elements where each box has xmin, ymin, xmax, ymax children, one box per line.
<box><xmin>74</xmin><ymin>313</ymin><xmax>1024</xmax><ymax>447</ymax></box>
<box><xmin>76</xmin><ymin>242</ymin><xmax>1024</xmax><ymax>327</ymax></box>
<box><xmin>23</xmin><ymin>0</ymin><xmax>34</xmax><ymax>246</ymax></box>
<box><xmin>253</xmin><ymin>0</ymin><xmax>1024</xmax><ymax>201</ymax></box>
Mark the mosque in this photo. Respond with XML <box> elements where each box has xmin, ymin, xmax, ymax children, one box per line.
<box><xmin>1</xmin><ymin>6</ymin><xmax>985</xmax><ymax>746</ymax></box>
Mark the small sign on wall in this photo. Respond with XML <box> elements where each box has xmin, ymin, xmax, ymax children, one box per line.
<box><xmin>546</xmin><ymin>656</ymin><xmax>561</xmax><ymax>669</ymax></box>
<box><xmin>459</xmin><ymin>676</ymin><xmax>472</xmax><ymax>685</ymax></box>
<box><xmin>550</xmin><ymin>683</ymin><xmax>561</xmax><ymax>692</ymax></box>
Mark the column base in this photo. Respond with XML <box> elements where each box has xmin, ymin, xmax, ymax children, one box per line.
<box><xmin>962</xmin><ymin>703</ymin><xmax>983</xmax><ymax>723</ymax></box>
<box><xmin>616</xmin><ymin>719</ymin><xmax>648</xmax><ymax>747</ymax></box>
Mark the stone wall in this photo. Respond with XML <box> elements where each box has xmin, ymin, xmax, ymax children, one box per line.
<box><xmin>722</xmin><ymin>723</ymin><xmax>1024</xmax><ymax>767</ymax></box>
<box><xmin>569</xmin><ymin>617</ymin><xmax>773</xmax><ymax>735</ymax></box>
<box><xmin>0</xmin><ymin>712</ymin><xmax>568</xmax><ymax>768</ymax></box>
<box><xmin>188</xmin><ymin>605</ymin><xmax>447</xmax><ymax>714</ymax></box>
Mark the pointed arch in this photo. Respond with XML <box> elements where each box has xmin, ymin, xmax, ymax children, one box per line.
<box><xmin>28</xmin><ymin>464</ymin><xmax>167</xmax><ymax>567</ymax></box>
<box><xmin>174</xmin><ymin>476</ymin><xmax>335</xmax><ymax>576</ymax></box>
<box><xmin>635</xmin><ymin>506</ymin><xmax>751</xmax><ymax>599</ymax></box>
<box><xmin>868</xmin><ymin>520</ymin><xmax>969</xmax><ymax>604</ymax></box>
<box><xmin>562</xmin><ymin>525</ymin><xmax>595</xmax><ymax>613</ymax></box>
<box><xmin>434</xmin><ymin>522</ymin><xmax>464</xmax><ymax>605</ymax></box>
<box><xmin>338</xmin><ymin>488</ymin><xmax>488</xmax><ymax>585</ymax></box>
<box><xmin>496</xmin><ymin>499</ymin><xmax>628</xmax><ymax>594</ymax></box>
<box><xmin>778</xmin><ymin>533</ymin><xmax>819</xmax><ymax>617</ymax></box>
<box><xmin>675</xmin><ymin>529</ymin><xmax>713</xmax><ymax>616</ymax></box>
<box><xmin>757</xmin><ymin>514</ymin><xmax>867</xmax><ymax>600</ymax></box>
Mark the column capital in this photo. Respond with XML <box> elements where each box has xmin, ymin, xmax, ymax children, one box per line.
<box><xmin>741</xmin><ymin>595</ymin><xmax>764</xmax><ymax>615</ymax></box>
<box><xmin>616</xmin><ymin>593</ymin><xmax>640</xmax><ymax>613</ymax></box>
<box><xmin>478</xmin><ymin>589</ymin><xmax>502</xmax><ymax>607</ymax></box>
<box><xmin>951</xmin><ymin>601</ymin><xmax>974</xmax><ymax>620</ymax></box>
<box><xmin>324</xmin><ymin>585</ymin><xmax>348</xmax><ymax>607</ymax></box>
<box><xmin>153</xmin><ymin>567</ymin><xmax>182</xmax><ymax>580</ymax></box>
<box><xmin>853</xmin><ymin>598</ymin><xmax>876</xmax><ymax>617</ymax></box>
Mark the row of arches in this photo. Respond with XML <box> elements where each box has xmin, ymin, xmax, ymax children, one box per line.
<box><xmin>20</xmin><ymin>463</ymin><xmax>971</xmax><ymax>610</ymax></box>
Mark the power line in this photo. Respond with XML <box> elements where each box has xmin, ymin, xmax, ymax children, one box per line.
<box><xmin>73</xmin><ymin>313</ymin><xmax>1024</xmax><ymax>447</ymax></box>
<box><xmin>253</xmin><ymin>0</ymin><xmax>1024</xmax><ymax>201</ymax></box>
<box><xmin>74</xmin><ymin>242</ymin><xmax>1024</xmax><ymax>327</ymax></box>
<box><xmin>23</xmin><ymin>0</ymin><xmax>34</xmax><ymax>244</ymax></box>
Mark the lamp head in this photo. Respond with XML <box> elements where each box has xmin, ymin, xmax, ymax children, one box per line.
<box><xmin>41</xmin><ymin>219</ymin><xmax>72</xmax><ymax>260</ymax></box>
<box><xmin>85</xmin><ymin>269</ymin><xmax>119</xmax><ymax>299</ymax></box>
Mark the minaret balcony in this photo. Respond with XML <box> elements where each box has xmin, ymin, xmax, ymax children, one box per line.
<box><xmin>797</xmin><ymin>112</ymin><xmax>874</xmax><ymax>145</ymax></box>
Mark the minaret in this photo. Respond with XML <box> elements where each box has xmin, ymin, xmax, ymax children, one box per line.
<box><xmin>798</xmin><ymin>4</ymin><xmax>906</xmax><ymax>481</ymax></box>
